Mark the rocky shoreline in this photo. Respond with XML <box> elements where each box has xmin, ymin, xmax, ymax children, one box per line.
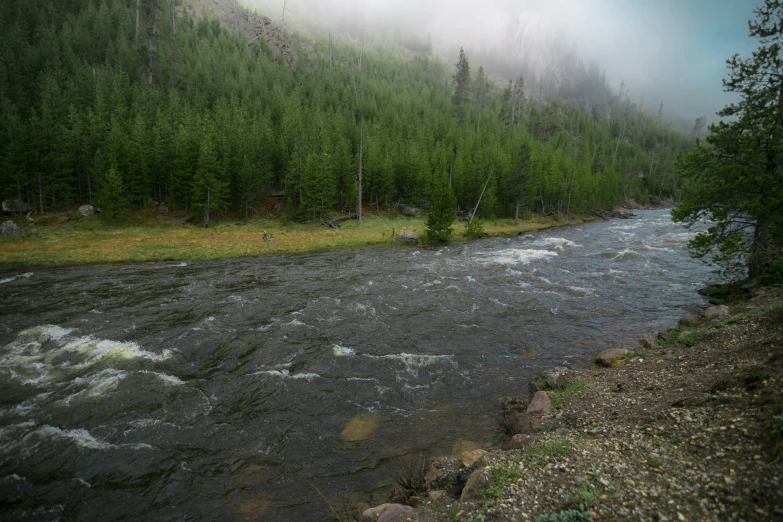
<box><xmin>353</xmin><ymin>285</ymin><xmax>783</xmax><ymax>522</ymax></box>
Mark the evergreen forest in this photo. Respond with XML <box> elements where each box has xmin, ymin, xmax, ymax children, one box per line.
<box><xmin>0</xmin><ymin>0</ymin><xmax>695</xmax><ymax>225</ymax></box>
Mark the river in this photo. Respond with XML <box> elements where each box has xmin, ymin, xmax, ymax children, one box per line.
<box><xmin>0</xmin><ymin>210</ymin><xmax>713</xmax><ymax>521</ymax></box>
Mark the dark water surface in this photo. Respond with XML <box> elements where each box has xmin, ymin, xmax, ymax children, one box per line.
<box><xmin>0</xmin><ymin>210</ymin><xmax>713</xmax><ymax>520</ymax></box>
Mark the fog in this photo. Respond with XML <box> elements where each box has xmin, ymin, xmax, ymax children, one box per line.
<box><xmin>241</xmin><ymin>0</ymin><xmax>760</xmax><ymax>122</ymax></box>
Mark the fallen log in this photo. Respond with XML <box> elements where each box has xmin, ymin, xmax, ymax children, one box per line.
<box><xmin>321</xmin><ymin>214</ymin><xmax>357</xmax><ymax>228</ymax></box>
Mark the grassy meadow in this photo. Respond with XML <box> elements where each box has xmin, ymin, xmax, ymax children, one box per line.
<box><xmin>0</xmin><ymin>210</ymin><xmax>593</xmax><ymax>266</ymax></box>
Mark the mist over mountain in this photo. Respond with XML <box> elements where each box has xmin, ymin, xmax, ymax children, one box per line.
<box><xmin>241</xmin><ymin>0</ymin><xmax>760</xmax><ymax>126</ymax></box>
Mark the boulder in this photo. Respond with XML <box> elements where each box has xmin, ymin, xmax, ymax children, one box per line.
<box><xmin>2</xmin><ymin>198</ymin><xmax>29</xmax><ymax>214</ymax></box>
<box><xmin>400</xmin><ymin>205</ymin><xmax>421</xmax><ymax>217</ymax></box>
<box><xmin>77</xmin><ymin>204</ymin><xmax>96</xmax><ymax>217</ymax></box>
<box><xmin>502</xmin><ymin>411</ymin><xmax>541</xmax><ymax>434</ymax></box>
<box><xmin>526</xmin><ymin>391</ymin><xmax>552</xmax><ymax>414</ymax></box>
<box><xmin>459</xmin><ymin>468</ymin><xmax>490</xmax><ymax>501</ymax></box>
<box><xmin>595</xmin><ymin>348</ymin><xmax>629</xmax><ymax>367</ymax></box>
<box><xmin>427</xmin><ymin>490</ymin><xmax>447</xmax><ymax>501</ymax></box>
<box><xmin>704</xmin><ymin>305</ymin><xmax>730</xmax><ymax>321</ymax></box>
<box><xmin>501</xmin><ymin>433</ymin><xmax>532</xmax><ymax>451</ymax></box>
<box><xmin>0</xmin><ymin>220</ymin><xmax>22</xmax><ymax>238</ymax></box>
<box><xmin>423</xmin><ymin>456</ymin><xmax>462</xmax><ymax>493</ymax></box>
<box><xmin>362</xmin><ymin>503</ymin><xmax>418</xmax><ymax>522</ymax></box>
<box><xmin>458</xmin><ymin>449</ymin><xmax>486</xmax><ymax>468</ymax></box>
<box><xmin>397</xmin><ymin>231</ymin><xmax>418</xmax><ymax>244</ymax></box>
<box><xmin>638</xmin><ymin>337</ymin><xmax>654</xmax><ymax>350</ymax></box>
<box><xmin>528</xmin><ymin>366</ymin><xmax>571</xmax><ymax>394</ymax></box>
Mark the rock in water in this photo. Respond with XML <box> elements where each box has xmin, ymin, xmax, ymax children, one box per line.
<box><xmin>595</xmin><ymin>348</ymin><xmax>630</xmax><ymax>367</ymax></box>
<box><xmin>77</xmin><ymin>205</ymin><xmax>96</xmax><ymax>217</ymax></box>
<box><xmin>340</xmin><ymin>414</ymin><xmax>380</xmax><ymax>441</ymax></box>
<box><xmin>0</xmin><ymin>220</ymin><xmax>22</xmax><ymax>237</ymax></box>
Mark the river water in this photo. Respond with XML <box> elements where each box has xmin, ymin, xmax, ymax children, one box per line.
<box><xmin>0</xmin><ymin>210</ymin><xmax>713</xmax><ymax>521</ymax></box>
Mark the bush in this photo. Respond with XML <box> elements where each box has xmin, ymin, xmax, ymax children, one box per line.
<box><xmin>464</xmin><ymin>219</ymin><xmax>485</xmax><ymax>239</ymax></box>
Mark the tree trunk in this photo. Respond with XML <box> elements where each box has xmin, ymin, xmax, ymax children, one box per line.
<box><xmin>358</xmin><ymin>122</ymin><xmax>363</xmax><ymax>224</ymax></box>
<box><xmin>470</xmin><ymin>173</ymin><xmax>491</xmax><ymax>224</ymax></box>
<box><xmin>514</xmin><ymin>201</ymin><xmax>520</xmax><ymax>225</ymax></box>
<box><xmin>749</xmin><ymin>202</ymin><xmax>770</xmax><ymax>280</ymax></box>
<box><xmin>38</xmin><ymin>174</ymin><xmax>44</xmax><ymax>214</ymax></box>
<box><xmin>135</xmin><ymin>0</ymin><xmax>140</xmax><ymax>38</ymax></box>
<box><xmin>204</xmin><ymin>188</ymin><xmax>210</xmax><ymax>228</ymax></box>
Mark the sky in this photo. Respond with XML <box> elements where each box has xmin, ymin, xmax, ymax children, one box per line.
<box><xmin>243</xmin><ymin>0</ymin><xmax>762</xmax><ymax>120</ymax></box>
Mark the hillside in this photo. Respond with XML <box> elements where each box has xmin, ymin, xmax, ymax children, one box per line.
<box><xmin>0</xmin><ymin>0</ymin><xmax>692</xmax><ymax>227</ymax></box>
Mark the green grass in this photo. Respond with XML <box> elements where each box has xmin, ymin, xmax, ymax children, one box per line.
<box><xmin>534</xmin><ymin>507</ymin><xmax>593</xmax><ymax>522</ymax></box>
<box><xmin>549</xmin><ymin>381</ymin><xmax>590</xmax><ymax>411</ymax></box>
<box><xmin>484</xmin><ymin>463</ymin><xmax>523</xmax><ymax>500</ymax></box>
<box><xmin>0</xmin><ymin>211</ymin><xmax>591</xmax><ymax>266</ymax></box>
<box><xmin>530</xmin><ymin>437</ymin><xmax>573</xmax><ymax>459</ymax></box>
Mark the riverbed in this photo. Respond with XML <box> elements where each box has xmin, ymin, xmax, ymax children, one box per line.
<box><xmin>0</xmin><ymin>210</ymin><xmax>713</xmax><ymax>521</ymax></box>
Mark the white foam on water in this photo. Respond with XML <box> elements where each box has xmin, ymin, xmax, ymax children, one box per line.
<box><xmin>257</xmin><ymin>369</ymin><xmax>320</xmax><ymax>381</ymax></box>
<box><xmin>283</xmin><ymin>319</ymin><xmax>308</xmax><ymax>327</ymax></box>
<box><xmin>2</xmin><ymin>326</ymin><xmax>172</xmax><ymax>387</ymax></box>
<box><xmin>0</xmin><ymin>272</ymin><xmax>33</xmax><ymax>284</ymax></box>
<box><xmin>533</xmin><ymin>237</ymin><xmax>580</xmax><ymax>248</ymax></box>
<box><xmin>642</xmin><ymin>244</ymin><xmax>673</xmax><ymax>252</ymax></box>
<box><xmin>23</xmin><ymin>425</ymin><xmax>154</xmax><ymax>451</ymax></box>
<box><xmin>346</xmin><ymin>377</ymin><xmax>378</xmax><ymax>382</ymax></box>
<box><xmin>566</xmin><ymin>286</ymin><xmax>595</xmax><ymax>296</ymax></box>
<box><xmin>137</xmin><ymin>370</ymin><xmax>184</xmax><ymax>385</ymax></box>
<box><xmin>332</xmin><ymin>344</ymin><xmax>356</xmax><ymax>357</ymax></box>
<box><xmin>612</xmin><ymin>249</ymin><xmax>641</xmax><ymax>261</ymax></box>
<box><xmin>483</xmin><ymin>248</ymin><xmax>558</xmax><ymax>266</ymax></box>
<box><xmin>65</xmin><ymin>369</ymin><xmax>128</xmax><ymax>404</ymax></box>
<box><xmin>466</xmin><ymin>276</ymin><xmax>476</xmax><ymax>282</ymax></box>
<box><xmin>489</xmin><ymin>298</ymin><xmax>509</xmax><ymax>307</ymax></box>
<box><xmin>364</xmin><ymin>353</ymin><xmax>456</xmax><ymax>377</ymax></box>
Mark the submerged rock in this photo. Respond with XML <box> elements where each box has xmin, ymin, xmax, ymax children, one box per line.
<box><xmin>595</xmin><ymin>348</ymin><xmax>630</xmax><ymax>367</ymax></box>
<box><xmin>340</xmin><ymin>414</ymin><xmax>381</xmax><ymax>441</ymax></box>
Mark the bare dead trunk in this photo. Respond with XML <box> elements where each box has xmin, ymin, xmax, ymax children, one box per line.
<box><xmin>469</xmin><ymin>173</ymin><xmax>491</xmax><ymax>224</ymax></box>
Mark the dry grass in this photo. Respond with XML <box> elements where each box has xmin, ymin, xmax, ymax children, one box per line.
<box><xmin>0</xmin><ymin>212</ymin><xmax>592</xmax><ymax>266</ymax></box>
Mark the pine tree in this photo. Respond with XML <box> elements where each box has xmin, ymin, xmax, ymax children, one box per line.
<box><xmin>425</xmin><ymin>173</ymin><xmax>457</xmax><ymax>242</ymax></box>
<box><xmin>452</xmin><ymin>47</ymin><xmax>471</xmax><ymax>125</ymax></box>
<box><xmin>192</xmin><ymin>138</ymin><xmax>228</xmax><ymax>228</ymax></box>
<box><xmin>673</xmin><ymin>0</ymin><xmax>783</xmax><ymax>281</ymax></box>
<box><xmin>98</xmin><ymin>166</ymin><xmax>128</xmax><ymax>224</ymax></box>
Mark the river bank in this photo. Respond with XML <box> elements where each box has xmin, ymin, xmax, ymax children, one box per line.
<box><xmin>0</xmin><ymin>211</ymin><xmax>591</xmax><ymax>266</ymax></box>
<box><xmin>356</xmin><ymin>285</ymin><xmax>783</xmax><ymax>522</ymax></box>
